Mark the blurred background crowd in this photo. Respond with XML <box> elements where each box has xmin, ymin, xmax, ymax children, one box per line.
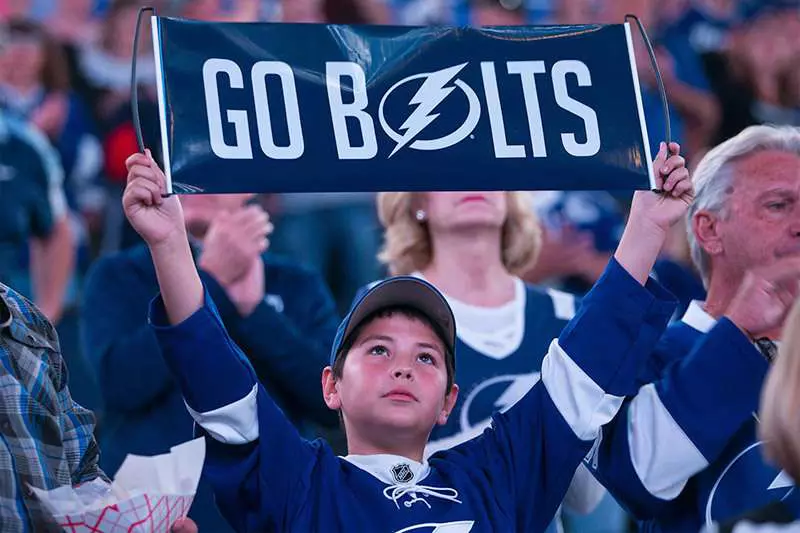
<box><xmin>0</xmin><ymin>0</ymin><xmax>798</xmax><ymax>531</ymax></box>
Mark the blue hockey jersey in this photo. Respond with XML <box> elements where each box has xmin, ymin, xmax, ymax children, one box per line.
<box><xmin>152</xmin><ymin>259</ymin><xmax>676</xmax><ymax>532</ymax></box>
<box><xmin>587</xmin><ymin>301</ymin><xmax>786</xmax><ymax>532</ymax></box>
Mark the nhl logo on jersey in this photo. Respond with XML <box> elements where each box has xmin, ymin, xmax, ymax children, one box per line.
<box><xmin>391</xmin><ymin>463</ymin><xmax>414</xmax><ymax>483</ymax></box>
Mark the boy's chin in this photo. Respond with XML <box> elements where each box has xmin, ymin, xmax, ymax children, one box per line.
<box><xmin>374</xmin><ymin>411</ymin><xmax>436</xmax><ymax>434</ymax></box>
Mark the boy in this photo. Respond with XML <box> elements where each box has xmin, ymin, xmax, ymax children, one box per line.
<box><xmin>122</xmin><ymin>143</ymin><xmax>690</xmax><ymax>532</ymax></box>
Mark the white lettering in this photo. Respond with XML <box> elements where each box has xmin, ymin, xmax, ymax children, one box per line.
<box><xmin>202</xmin><ymin>58</ymin><xmax>253</xmax><ymax>159</ymax></box>
<box><xmin>251</xmin><ymin>62</ymin><xmax>304</xmax><ymax>159</ymax></box>
<box><xmin>200</xmin><ymin>59</ymin><xmax>604</xmax><ymax>162</ymax></box>
<box><xmin>551</xmin><ymin>60</ymin><xmax>601</xmax><ymax>157</ymax></box>
<box><xmin>326</xmin><ymin>62</ymin><xmax>378</xmax><ymax>159</ymax></box>
<box><xmin>481</xmin><ymin>62</ymin><xmax>525</xmax><ymax>158</ymax></box>
<box><xmin>507</xmin><ymin>61</ymin><xmax>548</xmax><ymax>158</ymax></box>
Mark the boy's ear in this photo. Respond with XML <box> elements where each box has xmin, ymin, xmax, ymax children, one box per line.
<box><xmin>321</xmin><ymin>367</ymin><xmax>342</xmax><ymax>410</ymax></box>
<box><xmin>437</xmin><ymin>384</ymin><xmax>459</xmax><ymax>426</ymax></box>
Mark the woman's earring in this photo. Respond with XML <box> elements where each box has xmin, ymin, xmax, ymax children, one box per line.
<box><xmin>415</xmin><ymin>209</ymin><xmax>426</xmax><ymax>222</ymax></box>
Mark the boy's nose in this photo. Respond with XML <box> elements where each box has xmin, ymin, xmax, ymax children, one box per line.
<box><xmin>393</xmin><ymin>368</ymin><xmax>413</xmax><ymax>380</ymax></box>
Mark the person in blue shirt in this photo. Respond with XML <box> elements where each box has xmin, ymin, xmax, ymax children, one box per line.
<box><xmin>81</xmin><ymin>158</ymin><xmax>341</xmax><ymax>532</ymax></box>
<box><xmin>0</xmin><ymin>18</ymin><xmax>104</xmax><ymax>228</ymax></box>
<box><xmin>733</xmin><ymin>296</ymin><xmax>800</xmax><ymax>531</ymax></box>
<box><xmin>119</xmin><ymin>141</ymin><xmax>691</xmax><ymax>532</ymax></box>
<box><xmin>582</xmin><ymin>124</ymin><xmax>800</xmax><ymax>532</ymax></box>
<box><xmin>0</xmin><ymin>108</ymin><xmax>74</xmax><ymax>326</ymax></box>
<box><xmin>0</xmin><ymin>16</ymin><xmax>105</xmax><ymax>415</ymax></box>
<box><xmin>705</xmin><ymin>299</ymin><xmax>800</xmax><ymax>533</ymax></box>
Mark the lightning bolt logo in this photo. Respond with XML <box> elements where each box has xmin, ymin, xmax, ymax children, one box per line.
<box><xmin>494</xmin><ymin>373</ymin><xmax>540</xmax><ymax>411</ymax></box>
<box><xmin>768</xmin><ymin>470</ymin><xmax>794</xmax><ymax>492</ymax></box>
<box><xmin>394</xmin><ymin>521</ymin><xmax>475</xmax><ymax>533</ymax></box>
<box><xmin>389</xmin><ymin>63</ymin><xmax>467</xmax><ymax>158</ymax></box>
<box><xmin>706</xmin><ymin>441</ymin><xmax>798</xmax><ymax>527</ymax></box>
<box><xmin>378</xmin><ymin>63</ymin><xmax>481</xmax><ymax>158</ymax></box>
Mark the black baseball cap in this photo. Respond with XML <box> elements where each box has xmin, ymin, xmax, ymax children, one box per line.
<box><xmin>329</xmin><ymin>276</ymin><xmax>457</xmax><ymax>369</ymax></box>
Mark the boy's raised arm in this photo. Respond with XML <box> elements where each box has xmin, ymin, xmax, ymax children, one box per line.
<box><xmin>123</xmin><ymin>150</ymin><xmax>203</xmax><ymax>325</ymax></box>
<box><xmin>122</xmin><ymin>152</ymin><xmax>319</xmax><ymax>531</ymax></box>
<box><xmin>449</xmin><ymin>142</ymin><xmax>692</xmax><ymax>531</ymax></box>
<box><xmin>122</xmin><ymin>151</ymin><xmax>256</xmax><ymax>412</ymax></box>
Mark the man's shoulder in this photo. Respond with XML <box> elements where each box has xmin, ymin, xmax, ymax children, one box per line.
<box><xmin>91</xmin><ymin>244</ymin><xmax>154</xmax><ymax>272</ymax></box>
<box><xmin>84</xmin><ymin>245</ymin><xmax>157</xmax><ymax>292</ymax></box>
<box><xmin>262</xmin><ymin>252</ymin><xmax>325</xmax><ymax>284</ymax></box>
<box><xmin>0</xmin><ymin>114</ymin><xmax>58</xmax><ymax>165</ymax></box>
<box><xmin>660</xmin><ymin>320</ymin><xmax>706</xmax><ymax>347</ymax></box>
<box><xmin>0</xmin><ymin>283</ymin><xmax>62</xmax><ymax>371</ymax></box>
<box><xmin>0</xmin><ymin>283</ymin><xmax>55</xmax><ymax>337</ymax></box>
<box><xmin>260</xmin><ymin>253</ymin><xmax>338</xmax><ymax>314</ymax></box>
<box><xmin>650</xmin><ymin>320</ymin><xmax>707</xmax><ymax>369</ymax></box>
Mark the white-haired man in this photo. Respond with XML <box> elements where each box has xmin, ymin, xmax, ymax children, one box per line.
<box><xmin>585</xmin><ymin>124</ymin><xmax>800</xmax><ymax>531</ymax></box>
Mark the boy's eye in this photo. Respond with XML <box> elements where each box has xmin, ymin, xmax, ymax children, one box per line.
<box><xmin>369</xmin><ymin>345</ymin><xmax>389</xmax><ymax>356</ymax></box>
<box><xmin>418</xmin><ymin>353</ymin><xmax>436</xmax><ymax>365</ymax></box>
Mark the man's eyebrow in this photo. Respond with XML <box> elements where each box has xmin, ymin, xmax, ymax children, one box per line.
<box><xmin>757</xmin><ymin>188</ymin><xmax>796</xmax><ymax>201</ymax></box>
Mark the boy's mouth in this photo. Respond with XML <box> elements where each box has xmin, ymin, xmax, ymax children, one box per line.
<box><xmin>383</xmin><ymin>388</ymin><xmax>418</xmax><ymax>402</ymax></box>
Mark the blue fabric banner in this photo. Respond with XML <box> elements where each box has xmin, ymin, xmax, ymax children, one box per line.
<box><xmin>151</xmin><ymin>18</ymin><xmax>655</xmax><ymax>194</ymax></box>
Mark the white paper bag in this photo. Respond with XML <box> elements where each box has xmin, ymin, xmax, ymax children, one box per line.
<box><xmin>31</xmin><ymin>437</ymin><xmax>205</xmax><ymax>533</ymax></box>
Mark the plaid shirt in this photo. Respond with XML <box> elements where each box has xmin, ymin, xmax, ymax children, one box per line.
<box><xmin>0</xmin><ymin>282</ymin><xmax>105</xmax><ymax>532</ymax></box>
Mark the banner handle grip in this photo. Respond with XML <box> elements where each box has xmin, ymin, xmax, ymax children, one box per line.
<box><xmin>131</xmin><ymin>6</ymin><xmax>156</xmax><ymax>155</ymax></box>
<box><xmin>625</xmin><ymin>14</ymin><xmax>672</xmax><ymax>154</ymax></box>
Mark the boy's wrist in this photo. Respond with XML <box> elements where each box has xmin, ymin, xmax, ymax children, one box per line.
<box><xmin>614</xmin><ymin>218</ymin><xmax>667</xmax><ymax>286</ymax></box>
<box><xmin>625</xmin><ymin>216</ymin><xmax>668</xmax><ymax>244</ymax></box>
<box><xmin>148</xmin><ymin>229</ymin><xmax>190</xmax><ymax>258</ymax></box>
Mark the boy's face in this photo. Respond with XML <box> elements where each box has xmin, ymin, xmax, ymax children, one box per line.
<box><xmin>323</xmin><ymin>314</ymin><xmax>458</xmax><ymax>444</ymax></box>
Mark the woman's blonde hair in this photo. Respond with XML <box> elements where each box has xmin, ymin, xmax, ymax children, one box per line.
<box><xmin>759</xmin><ymin>298</ymin><xmax>800</xmax><ymax>481</ymax></box>
<box><xmin>376</xmin><ymin>192</ymin><xmax>542</xmax><ymax>276</ymax></box>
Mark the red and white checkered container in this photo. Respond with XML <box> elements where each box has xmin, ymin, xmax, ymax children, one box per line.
<box><xmin>56</xmin><ymin>494</ymin><xmax>195</xmax><ymax>533</ymax></box>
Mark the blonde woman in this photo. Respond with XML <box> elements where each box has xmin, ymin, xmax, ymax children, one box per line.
<box><xmin>374</xmin><ymin>191</ymin><xmax>609</xmax><ymax>532</ymax></box>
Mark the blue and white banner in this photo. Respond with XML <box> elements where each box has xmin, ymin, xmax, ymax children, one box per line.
<box><xmin>150</xmin><ymin>19</ymin><xmax>655</xmax><ymax>194</ymax></box>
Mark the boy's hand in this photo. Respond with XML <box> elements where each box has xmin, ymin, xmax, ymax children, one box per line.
<box><xmin>123</xmin><ymin>150</ymin><xmax>186</xmax><ymax>248</ymax></box>
<box><xmin>613</xmin><ymin>141</ymin><xmax>693</xmax><ymax>286</ymax></box>
<box><xmin>629</xmin><ymin>142</ymin><xmax>693</xmax><ymax>236</ymax></box>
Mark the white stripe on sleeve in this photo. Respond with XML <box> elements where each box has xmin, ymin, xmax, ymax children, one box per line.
<box><xmin>185</xmin><ymin>384</ymin><xmax>259</xmax><ymax>444</ymax></box>
<box><xmin>628</xmin><ymin>383</ymin><xmax>709</xmax><ymax>500</ymax></box>
<box><xmin>541</xmin><ymin>339</ymin><xmax>624</xmax><ymax>441</ymax></box>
